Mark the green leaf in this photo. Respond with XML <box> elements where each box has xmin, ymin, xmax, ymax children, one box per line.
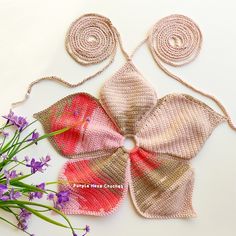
<box><xmin>0</xmin><ymin>200</ymin><xmax>84</xmax><ymax>231</ymax></box>
<box><xmin>10</xmin><ymin>181</ymin><xmax>47</xmax><ymax>193</ymax></box>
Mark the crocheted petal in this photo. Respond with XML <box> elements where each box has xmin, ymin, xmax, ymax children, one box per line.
<box><xmin>129</xmin><ymin>148</ymin><xmax>196</xmax><ymax>219</ymax></box>
<box><xmin>136</xmin><ymin>94</ymin><xmax>226</xmax><ymax>160</ymax></box>
<box><xmin>58</xmin><ymin>148</ymin><xmax>129</xmax><ymax>216</ymax></box>
<box><xmin>34</xmin><ymin>93</ymin><xmax>124</xmax><ymax>158</ymax></box>
<box><xmin>100</xmin><ymin>61</ymin><xmax>157</xmax><ymax>135</ymax></box>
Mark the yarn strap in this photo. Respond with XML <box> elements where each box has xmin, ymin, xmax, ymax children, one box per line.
<box><xmin>12</xmin><ymin>13</ymin><xmax>130</xmax><ymax>107</ymax></box>
<box><xmin>131</xmin><ymin>14</ymin><xmax>236</xmax><ymax>131</ymax></box>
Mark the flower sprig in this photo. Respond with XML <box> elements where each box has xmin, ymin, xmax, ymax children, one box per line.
<box><xmin>0</xmin><ymin>110</ymin><xmax>90</xmax><ymax>236</ymax></box>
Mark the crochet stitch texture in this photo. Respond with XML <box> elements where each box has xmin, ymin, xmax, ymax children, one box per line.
<box><xmin>33</xmin><ymin>61</ymin><xmax>225</xmax><ymax>218</ymax></box>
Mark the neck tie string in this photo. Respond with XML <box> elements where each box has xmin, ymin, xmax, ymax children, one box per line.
<box><xmin>131</xmin><ymin>14</ymin><xmax>236</xmax><ymax>131</ymax></box>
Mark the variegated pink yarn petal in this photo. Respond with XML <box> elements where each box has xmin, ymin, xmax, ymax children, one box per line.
<box><xmin>58</xmin><ymin>148</ymin><xmax>129</xmax><ymax>215</ymax></box>
<box><xmin>136</xmin><ymin>94</ymin><xmax>226</xmax><ymax>160</ymax></box>
<box><xmin>34</xmin><ymin>93</ymin><xmax>124</xmax><ymax>158</ymax></box>
<box><xmin>100</xmin><ymin>62</ymin><xmax>157</xmax><ymax>135</ymax></box>
<box><xmin>129</xmin><ymin>148</ymin><xmax>195</xmax><ymax>218</ymax></box>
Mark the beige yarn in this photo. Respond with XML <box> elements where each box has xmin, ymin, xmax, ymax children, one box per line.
<box><xmin>12</xmin><ymin>13</ymin><xmax>236</xmax><ymax>132</ymax></box>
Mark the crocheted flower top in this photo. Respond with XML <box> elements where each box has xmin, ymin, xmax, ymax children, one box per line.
<box><xmin>33</xmin><ymin>61</ymin><xmax>226</xmax><ymax>218</ymax></box>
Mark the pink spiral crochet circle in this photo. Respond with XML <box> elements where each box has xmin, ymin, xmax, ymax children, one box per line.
<box><xmin>148</xmin><ymin>14</ymin><xmax>202</xmax><ymax>67</ymax></box>
<box><xmin>66</xmin><ymin>13</ymin><xmax>117</xmax><ymax>65</ymax></box>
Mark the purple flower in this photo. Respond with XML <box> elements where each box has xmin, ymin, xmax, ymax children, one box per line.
<box><xmin>9</xmin><ymin>188</ymin><xmax>22</xmax><ymax>200</ymax></box>
<box><xmin>26</xmin><ymin>156</ymin><xmax>50</xmax><ymax>174</ymax></box>
<box><xmin>40</xmin><ymin>155</ymin><xmax>51</xmax><ymax>167</ymax></box>
<box><xmin>13</xmin><ymin>156</ymin><xmax>18</xmax><ymax>162</ymax></box>
<box><xmin>26</xmin><ymin>158</ymin><xmax>44</xmax><ymax>174</ymax></box>
<box><xmin>82</xmin><ymin>225</ymin><xmax>90</xmax><ymax>236</ymax></box>
<box><xmin>0</xmin><ymin>184</ymin><xmax>9</xmax><ymax>201</ymax></box>
<box><xmin>29</xmin><ymin>183</ymin><xmax>45</xmax><ymax>200</ymax></box>
<box><xmin>57</xmin><ymin>190</ymin><xmax>70</xmax><ymax>204</ymax></box>
<box><xmin>14</xmin><ymin>116</ymin><xmax>28</xmax><ymax>132</ymax></box>
<box><xmin>27</xmin><ymin>131</ymin><xmax>39</xmax><ymax>143</ymax></box>
<box><xmin>1</xmin><ymin>188</ymin><xmax>21</xmax><ymax>201</ymax></box>
<box><xmin>0</xmin><ymin>184</ymin><xmax>8</xmax><ymax>195</ymax></box>
<box><xmin>4</xmin><ymin>170</ymin><xmax>19</xmax><ymax>184</ymax></box>
<box><xmin>54</xmin><ymin>190</ymin><xmax>70</xmax><ymax>209</ymax></box>
<box><xmin>2</xmin><ymin>111</ymin><xmax>28</xmax><ymax>132</ymax></box>
<box><xmin>34</xmin><ymin>183</ymin><xmax>45</xmax><ymax>199</ymax></box>
<box><xmin>17</xmin><ymin>208</ymin><xmax>32</xmax><ymax>230</ymax></box>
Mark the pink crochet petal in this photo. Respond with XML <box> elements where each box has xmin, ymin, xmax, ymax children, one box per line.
<box><xmin>58</xmin><ymin>148</ymin><xmax>129</xmax><ymax>216</ymax></box>
<box><xmin>100</xmin><ymin>61</ymin><xmax>157</xmax><ymax>135</ymax></box>
<box><xmin>34</xmin><ymin>93</ymin><xmax>124</xmax><ymax>158</ymax></box>
<box><xmin>129</xmin><ymin>148</ymin><xmax>196</xmax><ymax>219</ymax></box>
<box><xmin>136</xmin><ymin>94</ymin><xmax>226</xmax><ymax>160</ymax></box>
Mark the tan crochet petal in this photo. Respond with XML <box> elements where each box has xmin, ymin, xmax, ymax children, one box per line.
<box><xmin>100</xmin><ymin>61</ymin><xmax>157</xmax><ymax>135</ymax></box>
<box><xmin>129</xmin><ymin>148</ymin><xmax>196</xmax><ymax>219</ymax></box>
<box><xmin>136</xmin><ymin>94</ymin><xmax>226</xmax><ymax>160</ymax></box>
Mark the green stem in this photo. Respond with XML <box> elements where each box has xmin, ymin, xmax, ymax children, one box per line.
<box><xmin>0</xmin><ymin>216</ymin><xmax>20</xmax><ymax>230</ymax></box>
<box><xmin>0</xmin><ymin>136</ymin><xmax>6</xmax><ymax>149</ymax></box>
<box><xmin>8</xmin><ymin>130</ymin><xmax>36</xmax><ymax>157</ymax></box>
<box><xmin>0</xmin><ymin>215</ymin><xmax>32</xmax><ymax>236</ymax></box>
<box><xmin>0</xmin><ymin>200</ymin><xmax>84</xmax><ymax>231</ymax></box>
<box><xmin>18</xmin><ymin>128</ymin><xmax>70</xmax><ymax>153</ymax></box>
<box><xmin>0</xmin><ymin>130</ymin><xmax>18</xmax><ymax>154</ymax></box>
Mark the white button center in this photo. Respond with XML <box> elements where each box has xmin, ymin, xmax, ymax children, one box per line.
<box><xmin>123</xmin><ymin>136</ymin><xmax>136</xmax><ymax>152</ymax></box>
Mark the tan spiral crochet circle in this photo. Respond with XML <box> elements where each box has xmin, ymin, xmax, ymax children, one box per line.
<box><xmin>148</xmin><ymin>14</ymin><xmax>202</xmax><ymax>67</ymax></box>
<box><xmin>65</xmin><ymin>13</ymin><xmax>117</xmax><ymax>65</ymax></box>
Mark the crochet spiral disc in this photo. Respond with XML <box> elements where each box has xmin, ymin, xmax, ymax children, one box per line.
<box><xmin>65</xmin><ymin>13</ymin><xmax>117</xmax><ymax>65</ymax></box>
<box><xmin>148</xmin><ymin>14</ymin><xmax>202</xmax><ymax>67</ymax></box>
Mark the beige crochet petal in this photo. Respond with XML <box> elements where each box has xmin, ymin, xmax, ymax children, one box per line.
<box><xmin>129</xmin><ymin>148</ymin><xmax>196</xmax><ymax>219</ymax></box>
<box><xmin>136</xmin><ymin>94</ymin><xmax>226</xmax><ymax>160</ymax></box>
<box><xmin>100</xmin><ymin>62</ymin><xmax>157</xmax><ymax>135</ymax></box>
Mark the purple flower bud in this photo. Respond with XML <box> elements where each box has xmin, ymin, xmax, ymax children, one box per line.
<box><xmin>1</xmin><ymin>131</ymin><xmax>9</xmax><ymax>137</ymax></box>
<box><xmin>28</xmin><ymin>192</ymin><xmax>35</xmax><ymax>201</ymax></box>
<box><xmin>24</xmin><ymin>156</ymin><xmax>30</xmax><ymax>163</ymax></box>
<box><xmin>2</xmin><ymin>110</ymin><xmax>14</xmax><ymax>124</ymax></box>
<box><xmin>27</xmin><ymin>131</ymin><xmax>39</xmax><ymax>143</ymax></box>
<box><xmin>2</xmin><ymin>155</ymin><xmax>7</xmax><ymax>160</ymax></box>
<box><xmin>0</xmin><ymin>184</ymin><xmax>8</xmax><ymax>195</ymax></box>
<box><xmin>73</xmin><ymin>109</ymin><xmax>80</xmax><ymax>117</ymax></box>
<box><xmin>17</xmin><ymin>208</ymin><xmax>32</xmax><ymax>230</ymax></box>
<box><xmin>40</xmin><ymin>155</ymin><xmax>51</xmax><ymax>167</ymax></box>
<box><xmin>82</xmin><ymin>225</ymin><xmax>90</xmax><ymax>236</ymax></box>
<box><xmin>47</xmin><ymin>193</ymin><xmax>55</xmax><ymax>200</ymax></box>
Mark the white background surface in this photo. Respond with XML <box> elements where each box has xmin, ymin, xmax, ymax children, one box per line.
<box><xmin>0</xmin><ymin>0</ymin><xmax>236</xmax><ymax>235</ymax></box>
